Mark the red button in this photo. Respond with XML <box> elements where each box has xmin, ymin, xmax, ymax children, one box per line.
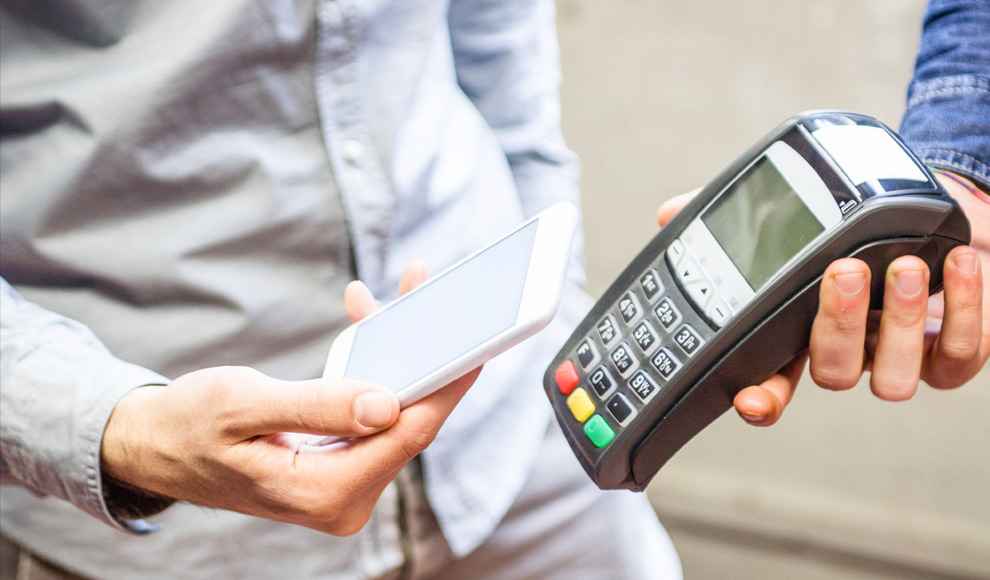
<box><xmin>555</xmin><ymin>360</ymin><xmax>579</xmax><ymax>395</ymax></box>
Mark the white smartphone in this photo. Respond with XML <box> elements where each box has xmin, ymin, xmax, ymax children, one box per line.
<box><xmin>323</xmin><ymin>202</ymin><xmax>579</xmax><ymax>407</ymax></box>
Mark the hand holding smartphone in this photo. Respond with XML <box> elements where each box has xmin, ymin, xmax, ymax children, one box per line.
<box><xmin>323</xmin><ymin>203</ymin><xmax>579</xmax><ymax>407</ymax></box>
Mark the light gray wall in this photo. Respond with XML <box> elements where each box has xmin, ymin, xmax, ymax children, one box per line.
<box><xmin>556</xmin><ymin>1</ymin><xmax>990</xmax><ymax>578</ymax></box>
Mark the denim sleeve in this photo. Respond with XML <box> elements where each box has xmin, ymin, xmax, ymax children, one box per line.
<box><xmin>0</xmin><ymin>278</ymin><xmax>174</xmax><ymax>532</ymax></box>
<box><xmin>899</xmin><ymin>0</ymin><xmax>990</xmax><ymax>189</ymax></box>
<box><xmin>448</xmin><ymin>0</ymin><xmax>586</xmax><ymax>286</ymax></box>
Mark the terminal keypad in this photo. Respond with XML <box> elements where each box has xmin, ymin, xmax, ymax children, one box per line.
<box><xmin>553</xmin><ymin>247</ymin><xmax>714</xmax><ymax>452</ymax></box>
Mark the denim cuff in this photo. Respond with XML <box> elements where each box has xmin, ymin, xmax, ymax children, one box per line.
<box><xmin>900</xmin><ymin>75</ymin><xmax>990</xmax><ymax>190</ymax></box>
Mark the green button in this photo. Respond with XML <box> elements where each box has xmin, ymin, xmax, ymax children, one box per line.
<box><xmin>583</xmin><ymin>415</ymin><xmax>615</xmax><ymax>448</ymax></box>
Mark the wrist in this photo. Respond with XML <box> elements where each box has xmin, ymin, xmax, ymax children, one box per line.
<box><xmin>100</xmin><ymin>385</ymin><xmax>178</xmax><ymax>523</ymax></box>
<box><xmin>933</xmin><ymin>168</ymin><xmax>990</xmax><ymax>205</ymax></box>
<box><xmin>935</xmin><ymin>172</ymin><xmax>990</xmax><ymax>252</ymax></box>
<box><xmin>100</xmin><ymin>385</ymin><xmax>170</xmax><ymax>494</ymax></box>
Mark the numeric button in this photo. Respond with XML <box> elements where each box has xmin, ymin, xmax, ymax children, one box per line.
<box><xmin>631</xmin><ymin>320</ymin><xmax>659</xmax><ymax>354</ymax></box>
<box><xmin>588</xmin><ymin>366</ymin><xmax>616</xmax><ymax>398</ymax></box>
<box><xmin>617</xmin><ymin>292</ymin><xmax>641</xmax><ymax>325</ymax></box>
<box><xmin>596</xmin><ymin>315</ymin><xmax>619</xmax><ymax>347</ymax></box>
<box><xmin>609</xmin><ymin>343</ymin><xmax>637</xmax><ymax>377</ymax></box>
<box><xmin>654</xmin><ymin>297</ymin><xmax>682</xmax><ymax>331</ymax></box>
<box><xmin>639</xmin><ymin>269</ymin><xmax>664</xmax><ymax>302</ymax></box>
<box><xmin>628</xmin><ymin>370</ymin><xmax>659</xmax><ymax>403</ymax></box>
<box><xmin>650</xmin><ymin>348</ymin><xmax>681</xmax><ymax>379</ymax></box>
<box><xmin>673</xmin><ymin>324</ymin><xmax>703</xmax><ymax>356</ymax></box>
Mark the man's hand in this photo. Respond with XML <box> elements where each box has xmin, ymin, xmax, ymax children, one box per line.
<box><xmin>657</xmin><ymin>173</ymin><xmax>990</xmax><ymax>426</ymax></box>
<box><xmin>101</xmin><ymin>260</ymin><xmax>479</xmax><ymax>535</ymax></box>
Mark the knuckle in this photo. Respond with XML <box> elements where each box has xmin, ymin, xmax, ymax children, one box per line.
<box><xmin>295</xmin><ymin>385</ymin><xmax>334</xmax><ymax>435</ymax></box>
<box><xmin>301</xmin><ymin>492</ymin><xmax>375</xmax><ymax>536</ymax></box>
<box><xmin>810</xmin><ymin>366</ymin><xmax>860</xmax><ymax>391</ymax></box>
<box><xmin>949</xmin><ymin>285</ymin><xmax>983</xmax><ymax>310</ymax></box>
<box><xmin>326</xmin><ymin>510</ymin><xmax>374</xmax><ymax>537</ymax></box>
<box><xmin>937</xmin><ymin>338</ymin><xmax>982</xmax><ymax>366</ymax></box>
<box><xmin>400</xmin><ymin>427</ymin><xmax>439</xmax><ymax>461</ymax></box>
<box><xmin>885</xmin><ymin>307</ymin><xmax>927</xmax><ymax>330</ymax></box>
<box><xmin>923</xmin><ymin>373</ymin><xmax>968</xmax><ymax>391</ymax></box>
<box><xmin>291</xmin><ymin>487</ymin><xmax>348</xmax><ymax>524</ymax></box>
<box><xmin>200</xmin><ymin>366</ymin><xmax>258</xmax><ymax>399</ymax></box>
<box><xmin>826</xmin><ymin>314</ymin><xmax>865</xmax><ymax>337</ymax></box>
<box><xmin>312</xmin><ymin>497</ymin><xmax>347</xmax><ymax>523</ymax></box>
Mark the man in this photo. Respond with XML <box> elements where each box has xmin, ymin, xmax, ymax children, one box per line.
<box><xmin>1</xmin><ymin>1</ymin><xmax>680</xmax><ymax>579</ymax></box>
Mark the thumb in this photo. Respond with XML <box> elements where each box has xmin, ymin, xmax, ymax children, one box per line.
<box><xmin>657</xmin><ymin>189</ymin><xmax>700</xmax><ymax>227</ymax></box>
<box><xmin>205</xmin><ymin>369</ymin><xmax>401</xmax><ymax>439</ymax></box>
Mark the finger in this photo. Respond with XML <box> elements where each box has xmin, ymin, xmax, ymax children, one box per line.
<box><xmin>220</xmin><ymin>372</ymin><xmax>401</xmax><ymax>439</ymax></box>
<box><xmin>375</xmin><ymin>366</ymin><xmax>479</xmax><ymax>456</ymax></box>
<box><xmin>924</xmin><ymin>246</ymin><xmax>987</xmax><ymax>389</ymax></box>
<box><xmin>344</xmin><ymin>280</ymin><xmax>379</xmax><ymax>323</ymax></box>
<box><xmin>808</xmin><ymin>259</ymin><xmax>871</xmax><ymax>390</ymax></box>
<box><xmin>297</xmin><ymin>367</ymin><xmax>481</xmax><ymax>487</ymax></box>
<box><xmin>398</xmin><ymin>259</ymin><xmax>430</xmax><ymax>296</ymax></box>
<box><xmin>870</xmin><ymin>256</ymin><xmax>930</xmax><ymax>401</ymax></box>
<box><xmin>733</xmin><ymin>352</ymin><xmax>807</xmax><ymax>426</ymax></box>
<box><xmin>657</xmin><ymin>189</ymin><xmax>700</xmax><ymax>227</ymax></box>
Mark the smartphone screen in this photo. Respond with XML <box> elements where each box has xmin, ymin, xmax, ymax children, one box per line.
<box><xmin>342</xmin><ymin>219</ymin><xmax>540</xmax><ymax>393</ymax></box>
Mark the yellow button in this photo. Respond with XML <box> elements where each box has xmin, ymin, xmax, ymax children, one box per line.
<box><xmin>566</xmin><ymin>388</ymin><xmax>595</xmax><ymax>423</ymax></box>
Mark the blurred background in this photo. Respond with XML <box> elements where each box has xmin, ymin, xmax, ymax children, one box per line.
<box><xmin>555</xmin><ymin>1</ymin><xmax>990</xmax><ymax>579</ymax></box>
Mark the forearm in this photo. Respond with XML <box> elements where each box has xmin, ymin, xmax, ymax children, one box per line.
<box><xmin>0</xmin><ymin>278</ymin><xmax>173</xmax><ymax>531</ymax></box>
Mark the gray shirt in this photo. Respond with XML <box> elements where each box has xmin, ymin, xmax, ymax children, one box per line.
<box><xmin>0</xmin><ymin>0</ymin><xmax>588</xmax><ymax>577</ymax></box>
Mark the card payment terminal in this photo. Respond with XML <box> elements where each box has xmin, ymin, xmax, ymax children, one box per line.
<box><xmin>544</xmin><ymin>111</ymin><xmax>971</xmax><ymax>491</ymax></box>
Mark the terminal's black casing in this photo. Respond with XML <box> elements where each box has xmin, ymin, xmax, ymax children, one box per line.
<box><xmin>544</xmin><ymin>112</ymin><xmax>971</xmax><ymax>491</ymax></box>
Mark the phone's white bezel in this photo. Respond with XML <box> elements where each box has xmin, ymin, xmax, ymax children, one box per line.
<box><xmin>322</xmin><ymin>202</ymin><xmax>579</xmax><ymax>407</ymax></box>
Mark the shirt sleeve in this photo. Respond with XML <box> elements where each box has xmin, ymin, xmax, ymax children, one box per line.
<box><xmin>448</xmin><ymin>0</ymin><xmax>586</xmax><ymax>286</ymax></box>
<box><xmin>899</xmin><ymin>0</ymin><xmax>990</xmax><ymax>189</ymax></box>
<box><xmin>0</xmin><ymin>278</ymin><xmax>174</xmax><ymax>533</ymax></box>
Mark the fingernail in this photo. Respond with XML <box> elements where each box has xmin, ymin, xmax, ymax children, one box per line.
<box><xmin>834</xmin><ymin>272</ymin><xmax>867</xmax><ymax>296</ymax></box>
<box><xmin>952</xmin><ymin>252</ymin><xmax>978</xmax><ymax>276</ymax></box>
<box><xmin>739</xmin><ymin>410</ymin><xmax>770</xmax><ymax>426</ymax></box>
<box><xmin>354</xmin><ymin>392</ymin><xmax>394</xmax><ymax>429</ymax></box>
<box><xmin>895</xmin><ymin>269</ymin><xmax>925</xmax><ymax>296</ymax></box>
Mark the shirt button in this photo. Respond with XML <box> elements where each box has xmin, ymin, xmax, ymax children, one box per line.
<box><xmin>342</xmin><ymin>140</ymin><xmax>363</xmax><ymax>165</ymax></box>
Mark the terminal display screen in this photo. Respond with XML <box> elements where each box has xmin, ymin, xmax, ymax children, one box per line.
<box><xmin>702</xmin><ymin>157</ymin><xmax>825</xmax><ymax>290</ymax></box>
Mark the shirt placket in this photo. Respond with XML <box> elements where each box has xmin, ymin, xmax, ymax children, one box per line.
<box><xmin>312</xmin><ymin>1</ymin><xmax>406</xmax><ymax>576</ymax></box>
<box><xmin>314</xmin><ymin>0</ymin><xmax>395</xmax><ymax>296</ymax></box>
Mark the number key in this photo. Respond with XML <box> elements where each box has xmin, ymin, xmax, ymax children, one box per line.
<box><xmin>673</xmin><ymin>324</ymin><xmax>703</xmax><ymax>356</ymax></box>
<box><xmin>631</xmin><ymin>320</ymin><xmax>658</xmax><ymax>353</ymax></box>
<box><xmin>650</xmin><ymin>348</ymin><xmax>680</xmax><ymax>379</ymax></box>
<box><xmin>654</xmin><ymin>297</ymin><xmax>682</xmax><ymax>331</ymax></box>
<box><xmin>618</xmin><ymin>291</ymin><xmax>641</xmax><ymax>325</ymax></box>
<box><xmin>639</xmin><ymin>269</ymin><xmax>664</xmax><ymax>302</ymax></box>
<box><xmin>589</xmin><ymin>366</ymin><xmax>616</xmax><ymax>398</ymax></box>
<box><xmin>609</xmin><ymin>343</ymin><xmax>637</xmax><ymax>376</ymax></box>
<box><xmin>596</xmin><ymin>315</ymin><xmax>619</xmax><ymax>346</ymax></box>
<box><xmin>628</xmin><ymin>370</ymin><xmax>659</xmax><ymax>403</ymax></box>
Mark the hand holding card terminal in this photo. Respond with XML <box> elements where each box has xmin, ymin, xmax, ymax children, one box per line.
<box><xmin>544</xmin><ymin>112</ymin><xmax>971</xmax><ymax>491</ymax></box>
